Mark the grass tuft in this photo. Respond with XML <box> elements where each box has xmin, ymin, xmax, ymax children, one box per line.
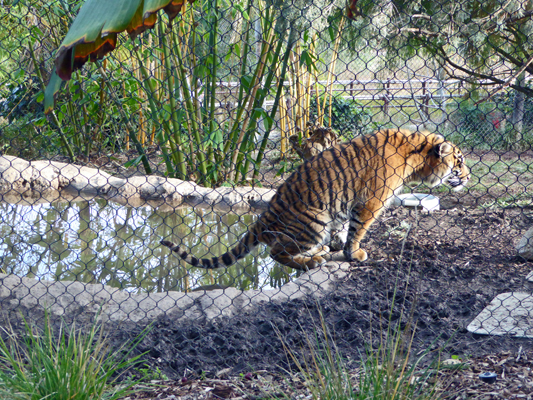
<box><xmin>0</xmin><ymin>312</ymin><xmax>148</xmax><ymax>400</ymax></box>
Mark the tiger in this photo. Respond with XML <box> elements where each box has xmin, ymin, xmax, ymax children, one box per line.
<box><xmin>161</xmin><ymin>129</ymin><xmax>470</xmax><ymax>270</ymax></box>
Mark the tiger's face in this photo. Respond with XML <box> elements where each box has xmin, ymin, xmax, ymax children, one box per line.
<box><xmin>420</xmin><ymin>139</ymin><xmax>470</xmax><ymax>191</ymax></box>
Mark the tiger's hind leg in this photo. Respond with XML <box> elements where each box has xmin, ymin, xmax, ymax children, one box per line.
<box><xmin>268</xmin><ymin>206</ymin><xmax>331</xmax><ymax>270</ymax></box>
<box><xmin>270</xmin><ymin>242</ymin><xmax>329</xmax><ymax>271</ymax></box>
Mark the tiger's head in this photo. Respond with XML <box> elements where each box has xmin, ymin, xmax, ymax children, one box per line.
<box><xmin>414</xmin><ymin>133</ymin><xmax>470</xmax><ymax>191</ymax></box>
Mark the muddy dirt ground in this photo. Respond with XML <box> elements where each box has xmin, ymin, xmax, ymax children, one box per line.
<box><xmin>97</xmin><ymin>196</ymin><xmax>533</xmax><ymax>382</ymax></box>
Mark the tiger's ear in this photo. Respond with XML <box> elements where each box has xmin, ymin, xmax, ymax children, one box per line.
<box><xmin>434</xmin><ymin>142</ymin><xmax>453</xmax><ymax>158</ymax></box>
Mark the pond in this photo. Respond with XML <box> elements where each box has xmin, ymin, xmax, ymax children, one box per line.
<box><xmin>0</xmin><ymin>198</ymin><xmax>301</xmax><ymax>293</ymax></box>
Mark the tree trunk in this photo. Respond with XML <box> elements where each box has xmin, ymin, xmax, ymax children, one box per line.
<box><xmin>437</xmin><ymin>64</ymin><xmax>448</xmax><ymax>125</ymax></box>
<box><xmin>509</xmin><ymin>72</ymin><xmax>525</xmax><ymax>148</ymax></box>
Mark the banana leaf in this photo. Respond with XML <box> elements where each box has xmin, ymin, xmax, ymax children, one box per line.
<box><xmin>45</xmin><ymin>0</ymin><xmax>195</xmax><ymax>112</ymax></box>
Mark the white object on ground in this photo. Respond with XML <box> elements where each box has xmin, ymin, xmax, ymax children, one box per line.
<box><xmin>393</xmin><ymin>193</ymin><xmax>440</xmax><ymax>212</ymax></box>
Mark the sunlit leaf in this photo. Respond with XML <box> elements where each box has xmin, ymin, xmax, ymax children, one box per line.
<box><xmin>45</xmin><ymin>0</ymin><xmax>198</xmax><ymax>112</ymax></box>
<box><xmin>55</xmin><ymin>0</ymin><xmax>196</xmax><ymax>81</ymax></box>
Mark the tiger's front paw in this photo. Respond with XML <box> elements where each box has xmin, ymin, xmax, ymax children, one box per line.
<box><xmin>343</xmin><ymin>248</ymin><xmax>368</xmax><ymax>262</ymax></box>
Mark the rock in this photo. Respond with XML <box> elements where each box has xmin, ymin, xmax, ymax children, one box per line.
<box><xmin>0</xmin><ymin>155</ymin><xmax>276</xmax><ymax>212</ymax></box>
<box><xmin>517</xmin><ymin>227</ymin><xmax>533</xmax><ymax>260</ymax></box>
<box><xmin>467</xmin><ymin>292</ymin><xmax>533</xmax><ymax>338</ymax></box>
<box><xmin>0</xmin><ymin>156</ymin><xmax>69</xmax><ymax>199</ymax></box>
<box><xmin>442</xmin><ymin>358</ymin><xmax>463</xmax><ymax>366</ymax></box>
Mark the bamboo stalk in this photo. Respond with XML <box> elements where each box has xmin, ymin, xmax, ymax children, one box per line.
<box><xmin>65</xmin><ymin>87</ymin><xmax>82</xmax><ymax>150</ymax></box>
<box><xmin>98</xmin><ymin>59</ymin><xmax>107</xmax><ymax>143</ymax></box>
<box><xmin>227</xmin><ymin>8</ymin><xmax>276</xmax><ymax>182</ymax></box>
<box><xmin>304</xmin><ymin>65</ymin><xmax>311</xmax><ymax>130</ymax></box>
<box><xmin>151</xmin><ymin>125</ymin><xmax>156</xmax><ymax>145</ymax></box>
<box><xmin>229</xmin><ymin>32</ymin><xmax>272</xmax><ymax>182</ymax></box>
<box><xmin>322</xmin><ymin>16</ymin><xmax>345</xmax><ymax>128</ymax></box>
<box><xmin>74</xmin><ymin>71</ymin><xmax>92</xmax><ymax>157</ymax></box>
<box><xmin>251</xmin><ymin>27</ymin><xmax>297</xmax><ymax>181</ymax></box>
<box><xmin>134</xmin><ymin>50</ymin><xmax>176</xmax><ymax>176</ymax></box>
<box><xmin>174</xmin><ymin>3</ymin><xmax>197</xmax><ymax>167</ymax></box>
<box><xmin>279</xmin><ymin>84</ymin><xmax>289</xmax><ymax>157</ymax></box>
<box><xmin>29</xmin><ymin>39</ymin><xmax>75</xmax><ymax>160</ymax></box>
<box><xmin>231</xmin><ymin>0</ymin><xmax>252</xmax><ymax>135</ymax></box>
<box><xmin>280</xmin><ymin>104</ymin><xmax>287</xmax><ymax>156</ymax></box>
<box><xmin>304</xmin><ymin>37</ymin><xmax>316</xmax><ymax>131</ymax></box>
<box><xmin>234</xmin><ymin>11</ymin><xmax>283</xmax><ymax>183</ymax></box>
<box><xmin>221</xmin><ymin>0</ymin><xmax>254</xmax><ymax>182</ymax></box>
<box><xmin>138</xmin><ymin>106</ymin><xmax>145</xmax><ymax>145</ymax></box>
<box><xmin>160</xmin><ymin>20</ymin><xmax>188</xmax><ymax>179</ymax></box>
<box><xmin>135</xmin><ymin>56</ymin><xmax>146</xmax><ymax>146</ymax></box>
<box><xmin>294</xmin><ymin>46</ymin><xmax>304</xmax><ymax>135</ymax></box>
<box><xmin>206</xmin><ymin>0</ymin><xmax>219</xmax><ymax>175</ymax></box>
<box><xmin>285</xmin><ymin>51</ymin><xmax>296</xmax><ymax>137</ymax></box>
<box><xmin>170</xmin><ymin>31</ymin><xmax>209</xmax><ymax>182</ymax></box>
<box><xmin>285</xmin><ymin>38</ymin><xmax>317</xmax><ymax>139</ymax></box>
<box><xmin>314</xmin><ymin>70</ymin><xmax>323</xmax><ymax>126</ymax></box>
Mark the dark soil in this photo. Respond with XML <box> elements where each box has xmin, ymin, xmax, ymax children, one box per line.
<box><xmin>103</xmin><ymin>197</ymin><xmax>533</xmax><ymax>382</ymax></box>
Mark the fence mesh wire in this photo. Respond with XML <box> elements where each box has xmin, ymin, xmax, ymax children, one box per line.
<box><xmin>1</xmin><ymin>0</ymin><xmax>533</xmax><ymax>381</ymax></box>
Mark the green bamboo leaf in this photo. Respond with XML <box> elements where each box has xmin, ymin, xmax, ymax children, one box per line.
<box><xmin>240</xmin><ymin>74</ymin><xmax>254</xmax><ymax>91</ymax></box>
<box><xmin>254</xmin><ymin>108</ymin><xmax>273</xmax><ymax>131</ymax></box>
<box><xmin>35</xmin><ymin>91</ymin><xmax>44</xmax><ymax>103</ymax></box>
<box><xmin>300</xmin><ymin>50</ymin><xmax>318</xmax><ymax>71</ymax></box>
<box><xmin>328</xmin><ymin>25</ymin><xmax>335</xmax><ymax>42</ymax></box>
<box><xmin>124</xmin><ymin>155</ymin><xmax>144</xmax><ymax>168</ymax></box>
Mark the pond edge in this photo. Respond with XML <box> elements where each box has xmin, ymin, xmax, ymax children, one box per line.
<box><xmin>0</xmin><ymin>155</ymin><xmax>276</xmax><ymax>212</ymax></box>
<box><xmin>0</xmin><ymin>262</ymin><xmax>350</xmax><ymax>324</ymax></box>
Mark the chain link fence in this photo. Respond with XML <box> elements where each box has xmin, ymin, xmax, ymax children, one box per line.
<box><xmin>1</xmin><ymin>0</ymin><xmax>533</xmax><ymax>380</ymax></box>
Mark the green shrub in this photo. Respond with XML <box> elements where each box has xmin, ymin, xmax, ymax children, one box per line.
<box><xmin>448</xmin><ymin>90</ymin><xmax>533</xmax><ymax>149</ymax></box>
<box><xmin>447</xmin><ymin>98</ymin><xmax>502</xmax><ymax>148</ymax></box>
<box><xmin>0</xmin><ymin>115</ymin><xmax>60</xmax><ymax>159</ymax></box>
<box><xmin>494</xmin><ymin>82</ymin><xmax>533</xmax><ymax>128</ymax></box>
<box><xmin>0</xmin><ymin>79</ymin><xmax>43</xmax><ymax>123</ymax></box>
<box><xmin>309</xmin><ymin>94</ymin><xmax>375</xmax><ymax>140</ymax></box>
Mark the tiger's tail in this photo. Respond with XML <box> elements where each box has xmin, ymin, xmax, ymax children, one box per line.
<box><xmin>161</xmin><ymin>227</ymin><xmax>261</xmax><ymax>269</ymax></box>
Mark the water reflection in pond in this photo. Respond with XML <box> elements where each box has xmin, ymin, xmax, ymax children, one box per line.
<box><xmin>0</xmin><ymin>199</ymin><xmax>301</xmax><ymax>293</ymax></box>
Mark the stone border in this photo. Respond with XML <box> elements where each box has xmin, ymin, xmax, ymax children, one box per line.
<box><xmin>0</xmin><ymin>155</ymin><xmax>276</xmax><ymax>211</ymax></box>
<box><xmin>0</xmin><ymin>260</ymin><xmax>350</xmax><ymax>323</ymax></box>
